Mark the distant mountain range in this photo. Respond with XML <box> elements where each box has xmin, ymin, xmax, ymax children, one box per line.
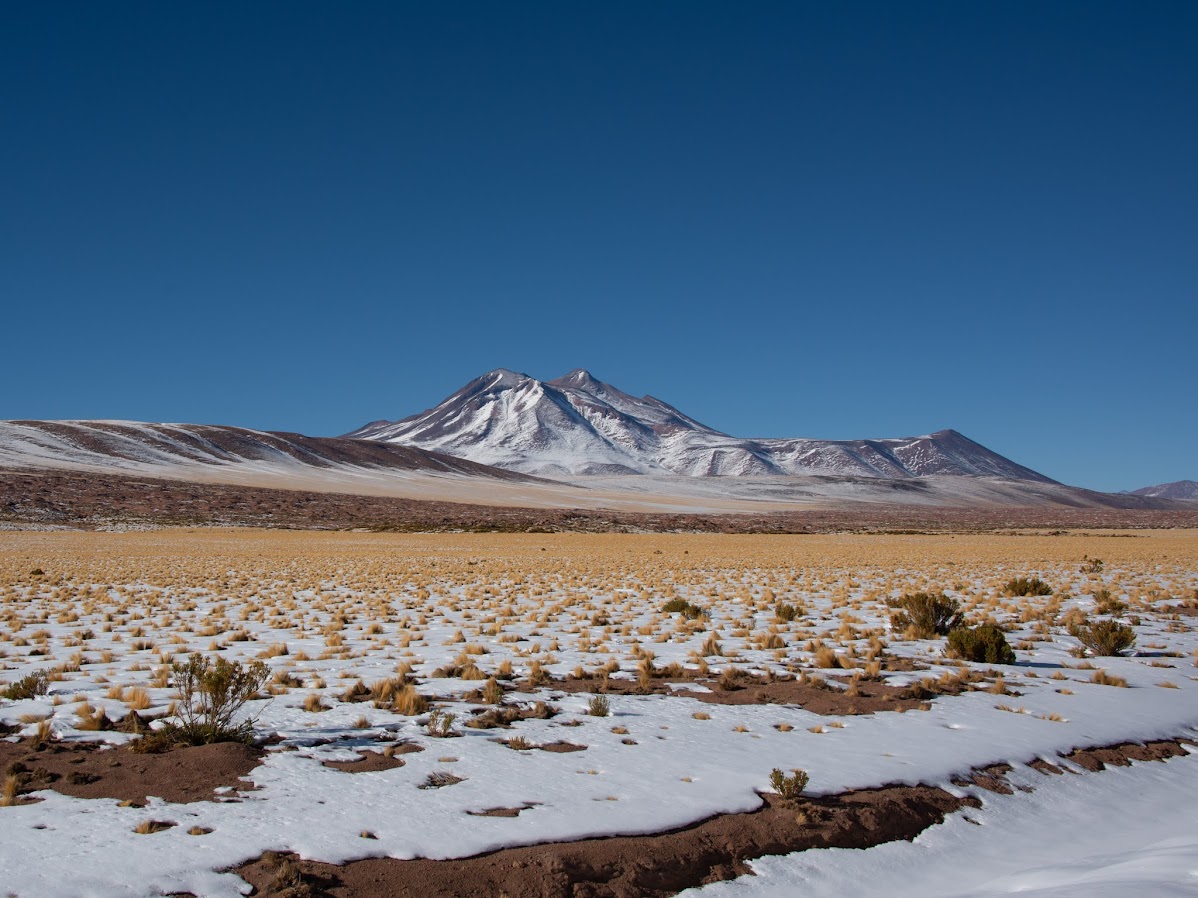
<box><xmin>1</xmin><ymin>369</ymin><xmax>1188</xmax><ymax>523</ymax></box>
<box><xmin>1129</xmin><ymin>480</ymin><xmax>1198</xmax><ymax>500</ymax></box>
<box><xmin>0</xmin><ymin>390</ymin><xmax>1187</xmax><ymax>519</ymax></box>
<box><xmin>348</xmin><ymin>368</ymin><xmax>1057</xmax><ymax>481</ymax></box>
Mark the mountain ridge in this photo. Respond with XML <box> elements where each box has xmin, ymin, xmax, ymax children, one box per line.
<box><xmin>0</xmin><ymin>419</ymin><xmax>536</xmax><ymax>483</ymax></box>
<box><xmin>1130</xmin><ymin>480</ymin><xmax>1198</xmax><ymax>500</ymax></box>
<box><xmin>0</xmin><ymin>417</ymin><xmax>1185</xmax><ymax>520</ymax></box>
<box><xmin>347</xmin><ymin>368</ymin><xmax>1057</xmax><ymax>482</ymax></box>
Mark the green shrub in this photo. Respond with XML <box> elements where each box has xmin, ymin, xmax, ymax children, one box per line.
<box><xmin>945</xmin><ymin>624</ymin><xmax>1016</xmax><ymax>664</ymax></box>
<box><xmin>774</xmin><ymin>602</ymin><xmax>799</xmax><ymax>623</ymax></box>
<box><xmin>167</xmin><ymin>654</ymin><xmax>269</xmax><ymax>745</ymax></box>
<box><xmin>586</xmin><ymin>694</ymin><xmax>610</xmax><ymax>717</ymax></box>
<box><xmin>1003</xmin><ymin>577</ymin><xmax>1052</xmax><ymax>597</ymax></box>
<box><xmin>2</xmin><ymin>670</ymin><xmax>49</xmax><ymax>701</ymax></box>
<box><xmin>1070</xmin><ymin>618</ymin><xmax>1136</xmax><ymax>656</ymax></box>
<box><xmin>890</xmin><ymin>592</ymin><xmax>963</xmax><ymax>638</ymax></box>
<box><xmin>769</xmin><ymin>767</ymin><xmax>809</xmax><ymax>801</ymax></box>
<box><xmin>662</xmin><ymin>598</ymin><xmax>707</xmax><ymax>620</ymax></box>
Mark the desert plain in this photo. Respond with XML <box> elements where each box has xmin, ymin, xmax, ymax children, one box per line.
<box><xmin>0</xmin><ymin>528</ymin><xmax>1196</xmax><ymax>897</ymax></box>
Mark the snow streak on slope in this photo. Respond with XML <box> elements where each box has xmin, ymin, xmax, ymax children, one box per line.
<box><xmin>349</xmin><ymin>369</ymin><xmax>1057</xmax><ymax>481</ymax></box>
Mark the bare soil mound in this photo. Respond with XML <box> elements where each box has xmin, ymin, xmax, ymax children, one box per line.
<box><xmin>1063</xmin><ymin>738</ymin><xmax>1190</xmax><ymax>771</ymax></box>
<box><xmin>321</xmin><ymin>750</ymin><xmax>406</xmax><ymax>773</ymax></box>
<box><xmin>236</xmin><ymin>785</ymin><xmax>968</xmax><ymax>898</ymax></box>
<box><xmin>0</xmin><ymin>737</ymin><xmax>264</xmax><ymax>805</ymax></box>
<box><xmin>546</xmin><ymin>674</ymin><xmax>930</xmax><ymax>715</ymax></box>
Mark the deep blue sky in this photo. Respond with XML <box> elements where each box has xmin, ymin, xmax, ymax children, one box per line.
<box><xmin>2</xmin><ymin>2</ymin><xmax>1194</xmax><ymax>491</ymax></box>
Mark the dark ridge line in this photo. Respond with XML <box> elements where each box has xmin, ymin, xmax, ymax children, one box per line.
<box><xmin>4</xmin><ymin>468</ymin><xmax>1198</xmax><ymax>533</ymax></box>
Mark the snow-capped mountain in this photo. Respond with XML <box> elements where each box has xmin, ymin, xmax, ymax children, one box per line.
<box><xmin>1130</xmin><ymin>480</ymin><xmax>1198</xmax><ymax>500</ymax></box>
<box><xmin>347</xmin><ymin>369</ymin><xmax>1057</xmax><ymax>481</ymax></box>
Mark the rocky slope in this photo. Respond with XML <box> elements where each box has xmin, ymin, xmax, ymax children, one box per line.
<box><xmin>0</xmin><ymin>420</ymin><xmax>532</xmax><ymax>482</ymax></box>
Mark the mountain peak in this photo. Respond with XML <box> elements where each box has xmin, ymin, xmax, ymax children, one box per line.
<box><xmin>347</xmin><ymin>370</ymin><xmax>1053</xmax><ymax>482</ymax></box>
<box><xmin>480</xmin><ymin>368</ymin><xmax>533</xmax><ymax>389</ymax></box>
<box><xmin>548</xmin><ymin>369</ymin><xmax>608</xmax><ymax>395</ymax></box>
<box><xmin>1130</xmin><ymin>479</ymin><xmax>1198</xmax><ymax>500</ymax></box>
<box><xmin>554</xmin><ymin>368</ymin><xmax>600</xmax><ymax>384</ymax></box>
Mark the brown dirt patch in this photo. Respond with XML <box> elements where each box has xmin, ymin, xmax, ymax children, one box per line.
<box><xmin>688</xmin><ymin>678</ymin><xmax>930</xmax><ymax>715</ymax></box>
<box><xmin>235</xmin><ymin>785</ymin><xmax>969</xmax><ymax>898</ymax></box>
<box><xmin>0</xmin><ymin>737</ymin><xmax>264</xmax><ymax>805</ymax></box>
<box><xmin>537</xmin><ymin>741</ymin><xmax>587</xmax><ymax>753</ymax></box>
<box><xmin>466</xmin><ymin>803</ymin><xmax>540</xmax><ymax>818</ymax></box>
<box><xmin>388</xmin><ymin>741</ymin><xmax>425</xmax><ymax>755</ymax></box>
<box><xmin>1028</xmin><ymin>758</ymin><xmax>1065</xmax><ymax>775</ymax></box>
<box><xmin>952</xmin><ymin>763</ymin><xmax>1015</xmax><ymax>794</ymax></box>
<box><xmin>322</xmin><ymin>751</ymin><xmax>406</xmax><ymax>773</ymax></box>
<box><xmin>1062</xmin><ymin>738</ymin><xmax>1190</xmax><ymax>772</ymax></box>
<box><xmin>547</xmin><ymin>675</ymin><xmax>930</xmax><ymax>716</ymax></box>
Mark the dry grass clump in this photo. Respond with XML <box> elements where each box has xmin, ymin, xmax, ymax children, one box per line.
<box><xmin>1089</xmin><ymin>669</ymin><xmax>1129</xmax><ymax>688</ymax></box>
<box><xmin>302</xmin><ymin>693</ymin><xmax>330</xmax><ymax>713</ymax></box>
<box><xmin>587</xmin><ymin>694</ymin><xmax>610</xmax><ymax>717</ymax></box>
<box><xmin>1002</xmin><ymin>577</ymin><xmax>1053</xmax><ymax>597</ymax></box>
<box><xmin>133</xmin><ymin>819</ymin><xmax>176</xmax><ymax>834</ymax></box>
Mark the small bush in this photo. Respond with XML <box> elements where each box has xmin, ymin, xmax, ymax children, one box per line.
<box><xmin>662</xmin><ymin>598</ymin><xmax>707</xmax><ymax>620</ymax></box>
<box><xmin>774</xmin><ymin>602</ymin><xmax>799</xmax><ymax>623</ymax></box>
<box><xmin>3</xmin><ymin>670</ymin><xmax>49</xmax><ymax>701</ymax></box>
<box><xmin>425</xmin><ymin>708</ymin><xmax>458</xmax><ymax>738</ymax></box>
<box><xmin>1092</xmin><ymin>591</ymin><xmax>1127</xmax><ymax>617</ymax></box>
<box><xmin>587</xmin><ymin>694</ymin><xmax>610</xmax><ymax>717</ymax></box>
<box><xmin>482</xmin><ymin>678</ymin><xmax>504</xmax><ymax>705</ymax></box>
<box><xmin>946</xmin><ymin>624</ymin><xmax>1016</xmax><ymax>664</ymax></box>
<box><xmin>890</xmin><ymin>592</ymin><xmax>963</xmax><ymax>638</ymax></box>
<box><xmin>1071</xmin><ymin>619</ymin><xmax>1136</xmax><ymax>656</ymax></box>
<box><xmin>769</xmin><ymin>767</ymin><xmax>809</xmax><ymax>801</ymax></box>
<box><xmin>168</xmin><ymin>654</ymin><xmax>269</xmax><ymax>745</ymax></box>
<box><xmin>1003</xmin><ymin>577</ymin><xmax>1052</xmax><ymax>597</ymax></box>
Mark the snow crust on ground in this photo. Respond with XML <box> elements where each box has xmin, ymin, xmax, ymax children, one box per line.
<box><xmin>681</xmin><ymin>748</ymin><xmax>1198</xmax><ymax>898</ymax></box>
<box><xmin>0</xmin><ymin>534</ymin><xmax>1195</xmax><ymax>896</ymax></box>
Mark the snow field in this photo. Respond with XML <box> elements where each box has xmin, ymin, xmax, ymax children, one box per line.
<box><xmin>0</xmin><ymin>529</ymin><xmax>1196</xmax><ymax>897</ymax></box>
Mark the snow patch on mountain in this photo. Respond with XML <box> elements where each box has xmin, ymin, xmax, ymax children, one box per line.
<box><xmin>348</xmin><ymin>369</ymin><xmax>1056</xmax><ymax>482</ymax></box>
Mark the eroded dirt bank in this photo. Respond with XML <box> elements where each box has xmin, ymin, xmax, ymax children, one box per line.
<box><xmin>231</xmin><ymin>737</ymin><xmax>1193</xmax><ymax>898</ymax></box>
